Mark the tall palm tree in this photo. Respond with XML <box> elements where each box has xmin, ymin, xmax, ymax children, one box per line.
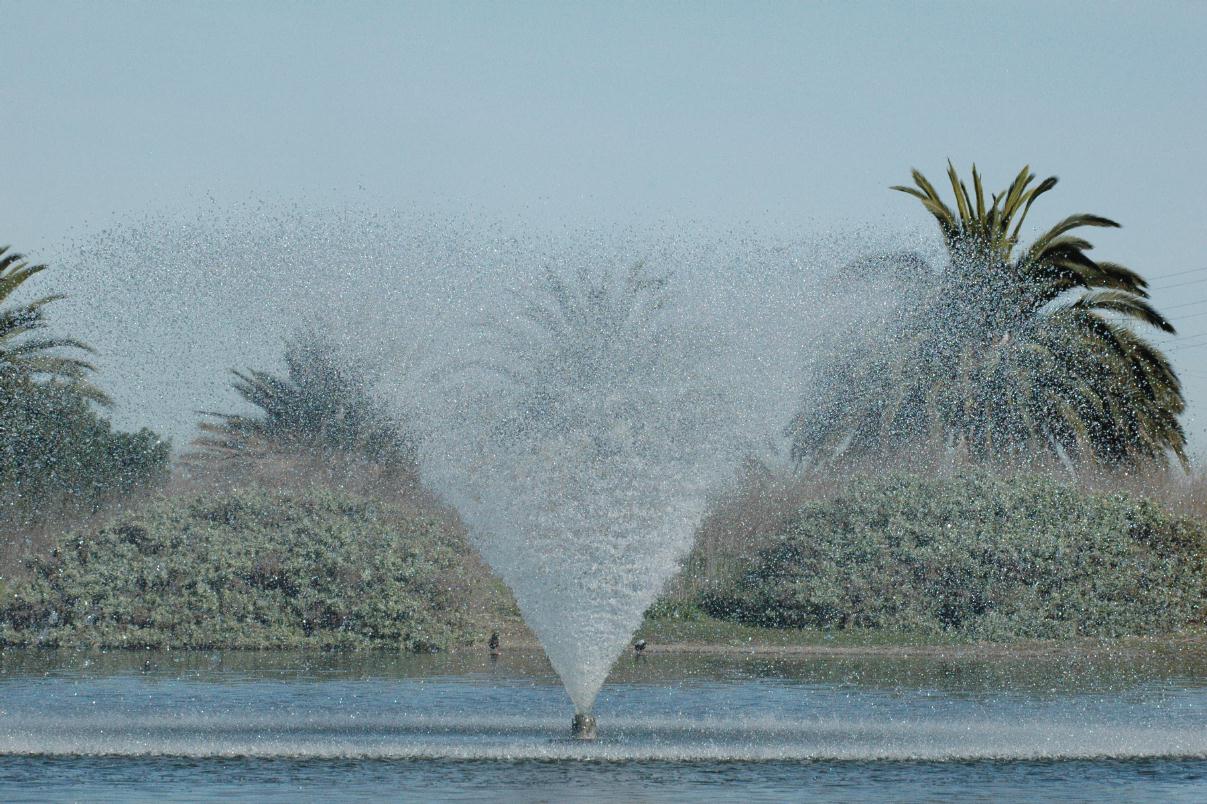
<box><xmin>0</xmin><ymin>246</ymin><xmax>108</xmax><ymax>403</ymax></box>
<box><xmin>789</xmin><ymin>163</ymin><xmax>1186</xmax><ymax>470</ymax></box>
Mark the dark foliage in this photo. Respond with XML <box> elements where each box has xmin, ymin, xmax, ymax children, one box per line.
<box><xmin>0</xmin><ymin>489</ymin><xmax>480</xmax><ymax>651</ymax></box>
<box><xmin>195</xmin><ymin>330</ymin><xmax>415</xmax><ymax>470</ymax></box>
<box><xmin>790</xmin><ymin>164</ymin><xmax>1185</xmax><ymax>471</ymax></box>
<box><xmin>1</xmin><ymin>380</ymin><xmax>169</xmax><ymax>518</ymax></box>
<box><xmin>0</xmin><ymin>243</ymin><xmax>168</xmax><ymax>535</ymax></box>
<box><xmin>704</xmin><ymin>473</ymin><xmax>1207</xmax><ymax>639</ymax></box>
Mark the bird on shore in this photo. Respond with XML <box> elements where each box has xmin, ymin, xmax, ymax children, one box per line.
<box><xmin>488</xmin><ymin>631</ymin><xmax>501</xmax><ymax>656</ymax></box>
<box><xmin>633</xmin><ymin>639</ymin><xmax>646</xmax><ymax>656</ymax></box>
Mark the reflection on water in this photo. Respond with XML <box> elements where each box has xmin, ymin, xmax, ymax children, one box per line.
<box><xmin>2</xmin><ymin>756</ymin><xmax>1205</xmax><ymax>803</ymax></box>
<box><xmin>1</xmin><ymin>649</ymin><xmax>1205</xmax><ymax>800</ymax></box>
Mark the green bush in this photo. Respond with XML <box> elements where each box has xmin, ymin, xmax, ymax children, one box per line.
<box><xmin>703</xmin><ymin>473</ymin><xmax>1207</xmax><ymax>639</ymax></box>
<box><xmin>0</xmin><ymin>488</ymin><xmax>479</xmax><ymax>651</ymax></box>
<box><xmin>0</xmin><ymin>380</ymin><xmax>169</xmax><ymax>518</ymax></box>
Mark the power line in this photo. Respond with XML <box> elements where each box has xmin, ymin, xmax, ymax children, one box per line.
<box><xmin>1152</xmin><ymin>266</ymin><xmax>1207</xmax><ymax>281</ymax></box>
<box><xmin>1155</xmin><ymin>297</ymin><xmax>1206</xmax><ymax>312</ymax></box>
<box><xmin>1154</xmin><ymin>332</ymin><xmax>1207</xmax><ymax>345</ymax></box>
<box><xmin>1153</xmin><ymin>333</ymin><xmax>1207</xmax><ymax>352</ymax></box>
<box><xmin>1151</xmin><ymin>275</ymin><xmax>1207</xmax><ymax>291</ymax></box>
<box><xmin>1152</xmin><ymin>326</ymin><xmax>1207</xmax><ymax>339</ymax></box>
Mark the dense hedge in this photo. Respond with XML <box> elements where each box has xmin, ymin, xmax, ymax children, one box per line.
<box><xmin>1</xmin><ymin>380</ymin><xmax>169</xmax><ymax>518</ymax></box>
<box><xmin>0</xmin><ymin>489</ymin><xmax>479</xmax><ymax>651</ymax></box>
<box><xmin>703</xmin><ymin>473</ymin><xmax>1207</xmax><ymax>639</ymax></box>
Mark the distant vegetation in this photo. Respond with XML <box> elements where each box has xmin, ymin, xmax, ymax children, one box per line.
<box><xmin>0</xmin><ymin>488</ymin><xmax>500</xmax><ymax>651</ymax></box>
<box><xmin>192</xmin><ymin>328</ymin><xmax>416</xmax><ymax>474</ymax></box>
<box><xmin>480</xmin><ymin>262</ymin><xmax>711</xmax><ymax>443</ymax></box>
<box><xmin>1</xmin><ymin>381</ymin><xmax>168</xmax><ymax>518</ymax></box>
<box><xmin>0</xmin><ymin>246</ymin><xmax>169</xmax><ymax>544</ymax></box>
<box><xmin>689</xmin><ymin>473</ymin><xmax>1207</xmax><ymax>639</ymax></box>
<box><xmin>790</xmin><ymin>164</ymin><xmax>1185</xmax><ymax>471</ymax></box>
<box><xmin>1</xmin><ymin>159</ymin><xmax>1203</xmax><ymax>652</ymax></box>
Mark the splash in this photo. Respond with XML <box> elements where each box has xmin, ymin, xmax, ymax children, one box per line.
<box><xmin>5</xmin><ymin>712</ymin><xmax>1206</xmax><ymax>761</ymax></box>
<box><xmin>54</xmin><ymin>208</ymin><xmax>905</xmax><ymax>712</ymax></box>
<box><xmin>423</xmin><ymin>264</ymin><xmax>740</xmax><ymax>713</ymax></box>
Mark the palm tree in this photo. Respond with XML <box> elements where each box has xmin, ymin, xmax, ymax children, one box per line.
<box><xmin>457</xmin><ymin>262</ymin><xmax>726</xmax><ymax>472</ymax></box>
<box><xmin>0</xmin><ymin>246</ymin><xmax>108</xmax><ymax>403</ymax></box>
<box><xmin>485</xmin><ymin>263</ymin><xmax>674</xmax><ymax>431</ymax></box>
<box><xmin>194</xmin><ymin>329</ymin><xmax>415</xmax><ymax>469</ymax></box>
<box><xmin>789</xmin><ymin>163</ymin><xmax>1186</xmax><ymax>470</ymax></box>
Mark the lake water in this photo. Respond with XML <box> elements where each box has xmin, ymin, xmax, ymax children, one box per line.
<box><xmin>1</xmin><ymin>648</ymin><xmax>1205</xmax><ymax>801</ymax></box>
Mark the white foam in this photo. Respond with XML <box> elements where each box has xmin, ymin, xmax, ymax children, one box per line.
<box><xmin>2</xmin><ymin>713</ymin><xmax>1204</xmax><ymax>761</ymax></box>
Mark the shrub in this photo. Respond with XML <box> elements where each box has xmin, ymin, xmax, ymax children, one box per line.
<box><xmin>0</xmin><ymin>488</ymin><xmax>481</xmax><ymax>651</ymax></box>
<box><xmin>0</xmin><ymin>380</ymin><xmax>169</xmax><ymax>519</ymax></box>
<box><xmin>703</xmin><ymin>473</ymin><xmax>1207</xmax><ymax>639</ymax></box>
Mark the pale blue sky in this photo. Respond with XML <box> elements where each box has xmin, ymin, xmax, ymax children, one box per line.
<box><xmin>3</xmin><ymin>1</ymin><xmax>1206</xmax><ymax>453</ymax></box>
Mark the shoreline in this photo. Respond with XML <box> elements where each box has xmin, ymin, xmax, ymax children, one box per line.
<box><xmin>477</xmin><ymin>620</ymin><xmax>1207</xmax><ymax>660</ymax></box>
<box><xmin>1</xmin><ymin>632</ymin><xmax>1205</xmax><ymax>661</ymax></box>
<box><xmin>635</xmin><ymin>637</ymin><xmax>1207</xmax><ymax>659</ymax></box>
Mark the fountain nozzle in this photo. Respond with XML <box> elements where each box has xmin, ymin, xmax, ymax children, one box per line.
<box><xmin>571</xmin><ymin>713</ymin><xmax>597</xmax><ymax>740</ymax></box>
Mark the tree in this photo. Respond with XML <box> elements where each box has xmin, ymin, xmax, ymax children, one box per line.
<box><xmin>0</xmin><ymin>246</ymin><xmax>168</xmax><ymax>524</ymax></box>
<box><xmin>789</xmin><ymin>164</ymin><xmax>1186</xmax><ymax>471</ymax></box>
<box><xmin>0</xmin><ymin>380</ymin><xmax>169</xmax><ymax>514</ymax></box>
<box><xmin>194</xmin><ymin>329</ymin><xmax>415</xmax><ymax>471</ymax></box>
<box><xmin>484</xmin><ymin>263</ymin><xmax>677</xmax><ymax>437</ymax></box>
<box><xmin>0</xmin><ymin>246</ymin><xmax>107</xmax><ymax>402</ymax></box>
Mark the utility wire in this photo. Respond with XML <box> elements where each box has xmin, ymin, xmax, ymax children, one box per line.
<box><xmin>1152</xmin><ymin>276</ymin><xmax>1207</xmax><ymax>291</ymax></box>
<box><xmin>1150</xmin><ymin>266</ymin><xmax>1206</xmax><ymax>282</ymax></box>
<box><xmin>1154</xmin><ymin>336</ymin><xmax>1207</xmax><ymax>354</ymax></box>
<box><xmin>1152</xmin><ymin>325</ymin><xmax>1207</xmax><ymax>338</ymax></box>
<box><xmin>1154</xmin><ymin>332</ymin><xmax>1207</xmax><ymax>345</ymax></box>
<box><xmin>1166</xmin><ymin>339</ymin><xmax>1207</xmax><ymax>353</ymax></box>
<box><xmin>1155</xmin><ymin>298</ymin><xmax>1206</xmax><ymax>312</ymax></box>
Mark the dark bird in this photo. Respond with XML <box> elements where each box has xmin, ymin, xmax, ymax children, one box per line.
<box><xmin>488</xmin><ymin>631</ymin><xmax>501</xmax><ymax>655</ymax></box>
<box><xmin>633</xmin><ymin>639</ymin><xmax>646</xmax><ymax>655</ymax></box>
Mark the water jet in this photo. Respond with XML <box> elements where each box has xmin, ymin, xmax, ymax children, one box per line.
<box><xmin>423</xmin><ymin>264</ymin><xmax>742</xmax><ymax>723</ymax></box>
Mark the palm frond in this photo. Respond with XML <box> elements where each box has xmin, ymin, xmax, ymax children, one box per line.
<box><xmin>0</xmin><ymin>245</ymin><xmax>105</xmax><ymax>397</ymax></box>
<box><xmin>807</xmin><ymin>165</ymin><xmax>1184</xmax><ymax>471</ymax></box>
<box><xmin>1072</xmin><ymin>290</ymin><xmax>1175</xmax><ymax>333</ymax></box>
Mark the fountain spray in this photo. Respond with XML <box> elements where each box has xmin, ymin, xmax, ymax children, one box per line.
<box><xmin>423</xmin><ymin>263</ymin><xmax>741</xmax><ymax>737</ymax></box>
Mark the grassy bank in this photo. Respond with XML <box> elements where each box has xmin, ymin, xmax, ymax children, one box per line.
<box><xmin>667</xmin><ymin>472</ymin><xmax>1207</xmax><ymax>641</ymax></box>
<box><xmin>632</xmin><ymin>615</ymin><xmax>1207</xmax><ymax>658</ymax></box>
<box><xmin>0</xmin><ymin>487</ymin><xmax>513</xmax><ymax>652</ymax></box>
<box><xmin>2</xmin><ymin>471</ymin><xmax>1206</xmax><ymax>652</ymax></box>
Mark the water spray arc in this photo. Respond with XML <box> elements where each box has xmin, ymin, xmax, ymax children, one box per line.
<box><xmin>423</xmin><ymin>264</ymin><xmax>741</xmax><ymax>737</ymax></box>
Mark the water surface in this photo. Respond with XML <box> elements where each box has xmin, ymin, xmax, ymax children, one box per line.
<box><xmin>1</xmin><ymin>648</ymin><xmax>1204</xmax><ymax>800</ymax></box>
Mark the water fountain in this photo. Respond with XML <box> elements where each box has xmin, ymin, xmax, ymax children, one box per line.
<box><xmin>19</xmin><ymin>211</ymin><xmax>1200</xmax><ymax>798</ymax></box>
<box><xmin>421</xmin><ymin>263</ymin><xmax>743</xmax><ymax>736</ymax></box>
<box><xmin>5</xmin><ymin>2</ymin><xmax>1204</xmax><ymax>796</ymax></box>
